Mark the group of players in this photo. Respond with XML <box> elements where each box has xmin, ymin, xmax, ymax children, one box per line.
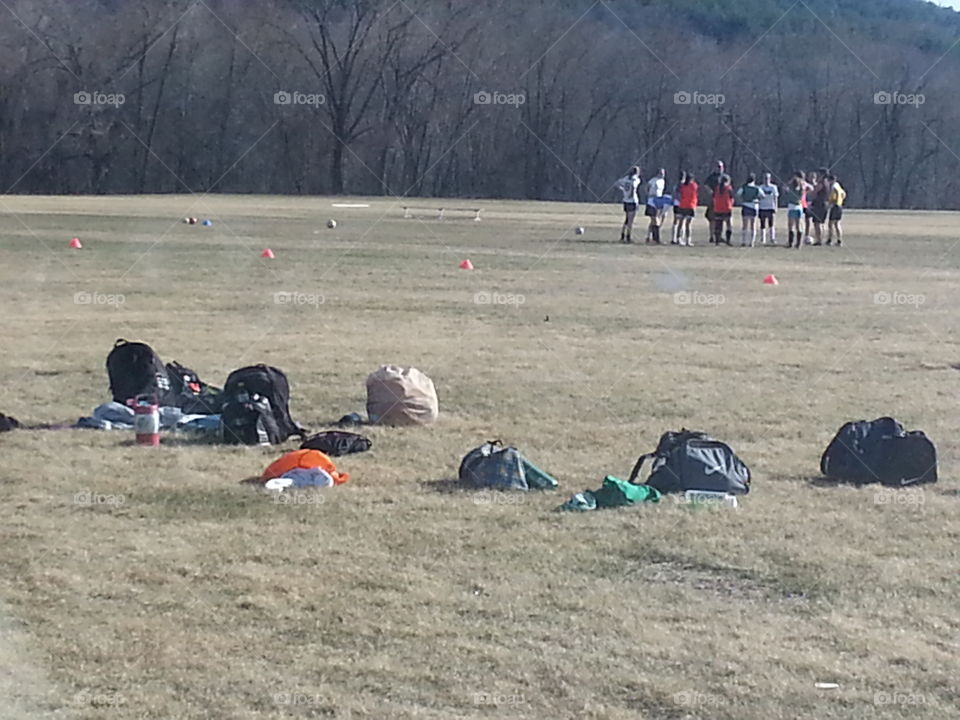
<box><xmin>616</xmin><ymin>161</ymin><xmax>847</xmax><ymax>249</ymax></box>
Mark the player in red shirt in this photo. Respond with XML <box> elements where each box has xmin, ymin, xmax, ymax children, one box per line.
<box><xmin>674</xmin><ymin>171</ymin><xmax>699</xmax><ymax>246</ymax></box>
<box><xmin>711</xmin><ymin>174</ymin><xmax>734</xmax><ymax>245</ymax></box>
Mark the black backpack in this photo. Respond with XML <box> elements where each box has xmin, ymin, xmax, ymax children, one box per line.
<box><xmin>628</xmin><ymin>429</ymin><xmax>751</xmax><ymax>495</ymax></box>
<box><xmin>300</xmin><ymin>431</ymin><xmax>372</xmax><ymax>456</ymax></box>
<box><xmin>820</xmin><ymin>417</ymin><xmax>937</xmax><ymax>487</ymax></box>
<box><xmin>106</xmin><ymin>339</ymin><xmax>173</xmax><ymax>405</ymax></box>
<box><xmin>220</xmin><ymin>365</ymin><xmax>305</xmax><ymax>445</ymax></box>
<box><xmin>165</xmin><ymin>361</ymin><xmax>222</xmax><ymax>414</ymax></box>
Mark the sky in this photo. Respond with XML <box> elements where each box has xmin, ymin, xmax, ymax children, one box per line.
<box><xmin>933</xmin><ymin>0</ymin><xmax>960</xmax><ymax>9</ymax></box>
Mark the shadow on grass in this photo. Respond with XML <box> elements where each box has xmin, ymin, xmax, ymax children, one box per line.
<box><xmin>419</xmin><ymin>478</ymin><xmax>550</xmax><ymax>493</ymax></box>
<box><xmin>807</xmin><ymin>475</ymin><xmax>862</xmax><ymax>488</ymax></box>
<box><xmin>808</xmin><ymin>475</ymin><xmax>944</xmax><ymax>492</ymax></box>
<box><xmin>806</xmin><ymin>475</ymin><xmax>905</xmax><ymax>489</ymax></box>
<box><xmin>419</xmin><ymin>477</ymin><xmax>467</xmax><ymax>494</ymax></box>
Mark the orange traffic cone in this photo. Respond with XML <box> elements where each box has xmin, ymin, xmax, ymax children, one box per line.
<box><xmin>763</xmin><ymin>274</ymin><xmax>778</xmax><ymax>285</ymax></box>
<box><xmin>69</xmin><ymin>237</ymin><xmax>82</xmax><ymax>249</ymax></box>
<box><xmin>459</xmin><ymin>259</ymin><xmax>473</xmax><ymax>270</ymax></box>
<box><xmin>261</xmin><ymin>248</ymin><xmax>275</xmax><ymax>259</ymax></box>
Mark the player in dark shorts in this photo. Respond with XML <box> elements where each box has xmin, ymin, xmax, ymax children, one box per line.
<box><xmin>825</xmin><ymin>173</ymin><xmax>847</xmax><ymax>246</ymax></box>
<box><xmin>809</xmin><ymin>169</ymin><xmax>830</xmax><ymax>245</ymax></box>
<box><xmin>644</xmin><ymin>168</ymin><xmax>666</xmax><ymax>244</ymax></box>
<box><xmin>669</xmin><ymin>186</ymin><xmax>683</xmax><ymax>244</ymax></box>
<box><xmin>783</xmin><ymin>172</ymin><xmax>805</xmax><ymax>249</ymax></box>
<box><xmin>711</xmin><ymin>174</ymin><xmax>734</xmax><ymax>245</ymax></box>
<box><xmin>758</xmin><ymin>172</ymin><xmax>780</xmax><ymax>245</ymax></box>
<box><xmin>735</xmin><ymin>174</ymin><xmax>765</xmax><ymax>247</ymax></box>
<box><xmin>615</xmin><ymin>166</ymin><xmax>643</xmax><ymax>243</ymax></box>
<box><xmin>802</xmin><ymin>170</ymin><xmax>817</xmax><ymax>244</ymax></box>
<box><xmin>675</xmin><ymin>171</ymin><xmax>699</xmax><ymax>246</ymax></box>
<box><xmin>704</xmin><ymin>160</ymin><xmax>725</xmax><ymax>243</ymax></box>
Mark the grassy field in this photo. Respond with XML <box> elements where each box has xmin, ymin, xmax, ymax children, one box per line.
<box><xmin>0</xmin><ymin>194</ymin><xmax>958</xmax><ymax>719</ymax></box>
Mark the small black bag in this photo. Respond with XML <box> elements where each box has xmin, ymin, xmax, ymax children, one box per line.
<box><xmin>165</xmin><ymin>361</ymin><xmax>222</xmax><ymax>414</ymax></box>
<box><xmin>0</xmin><ymin>413</ymin><xmax>20</xmax><ymax>432</ymax></box>
<box><xmin>106</xmin><ymin>339</ymin><xmax>173</xmax><ymax>405</ymax></box>
<box><xmin>820</xmin><ymin>418</ymin><xmax>937</xmax><ymax>486</ymax></box>
<box><xmin>628</xmin><ymin>429</ymin><xmax>751</xmax><ymax>495</ymax></box>
<box><xmin>300</xmin><ymin>431</ymin><xmax>372</xmax><ymax>456</ymax></box>
<box><xmin>220</xmin><ymin>365</ymin><xmax>305</xmax><ymax>445</ymax></box>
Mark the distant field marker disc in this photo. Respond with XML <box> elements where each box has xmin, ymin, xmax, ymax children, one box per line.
<box><xmin>331</xmin><ymin>203</ymin><xmax>370</xmax><ymax>208</ymax></box>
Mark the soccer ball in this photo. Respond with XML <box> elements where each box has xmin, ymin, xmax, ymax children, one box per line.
<box><xmin>188</xmin><ymin>217</ymin><xmax>199</xmax><ymax>225</ymax></box>
<box><xmin>805</xmin><ymin>235</ymin><xmax>814</xmax><ymax>245</ymax></box>
<box><xmin>327</xmin><ymin>219</ymin><xmax>337</xmax><ymax>229</ymax></box>
<box><xmin>575</xmin><ymin>227</ymin><xmax>585</xmax><ymax>235</ymax></box>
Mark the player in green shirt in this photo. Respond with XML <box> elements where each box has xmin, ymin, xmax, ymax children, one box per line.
<box><xmin>735</xmin><ymin>174</ymin><xmax>766</xmax><ymax>247</ymax></box>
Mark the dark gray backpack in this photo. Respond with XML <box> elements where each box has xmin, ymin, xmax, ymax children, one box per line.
<box><xmin>220</xmin><ymin>365</ymin><xmax>305</xmax><ymax>445</ymax></box>
<box><xmin>458</xmin><ymin>440</ymin><xmax>559</xmax><ymax>491</ymax></box>
<box><xmin>628</xmin><ymin>430</ymin><xmax>751</xmax><ymax>495</ymax></box>
<box><xmin>106</xmin><ymin>339</ymin><xmax>173</xmax><ymax>405</ymax></box>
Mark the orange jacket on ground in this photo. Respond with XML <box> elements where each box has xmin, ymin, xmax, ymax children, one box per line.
<box><xmin>262</xmin><ymin>449</ymin><xmax>349</xmax><ymax>484</ymax></box>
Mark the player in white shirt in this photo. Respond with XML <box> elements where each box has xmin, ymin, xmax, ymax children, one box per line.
<box><xmin>615</xmin><ymin>166</ymin><xmax>643</xmax><ymax>243</ymax></box>
<box><xmin>758</xmin><ymin>172</ymin><xmax>780</xmax><ymax>245</ymax></box>
<box><xmin>644</xmin><ymin>168</ymin><xmax>666</xmax><ymax>244</ymax></box>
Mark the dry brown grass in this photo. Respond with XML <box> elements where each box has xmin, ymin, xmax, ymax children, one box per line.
<box><xmin>0</xmin><ymin>195</ymin><xmax>958</xmax><ymax>719</ymax></box>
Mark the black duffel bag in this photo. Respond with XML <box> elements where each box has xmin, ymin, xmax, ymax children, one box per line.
<box><xmin>628</xmin><ymin>429</ymin><xmax>751</xmax><ymax>495</ymax></box>
<box><xmin>820</xmin><ymin>417</ymin><xmax>937</xmax><ymax>486</ymax></box>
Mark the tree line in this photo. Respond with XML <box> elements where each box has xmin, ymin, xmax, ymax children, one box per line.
<box><xmin>2</xmin><ymin>0</ymin><xmax>960</xmax><ymax>209</ymax></box>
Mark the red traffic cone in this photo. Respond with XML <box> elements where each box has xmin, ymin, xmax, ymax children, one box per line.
<box><xmin>69</xmin><ymin>237</ymin><xmax>82</xmax><ymax>249</ymax></box>
<box><xmin>459</xmin><ymin>259</ymin><xmax>474</xmax><ymax>270</ymax></box>
<box><xmin>260</xmin><ymin>248</ymin><xmax>275</xmax><ymax>259</ymax></box>
<box><xmin>763</xmin><ymin>274</ymin><xmax>778</xmax><ymax>285</ymax></box>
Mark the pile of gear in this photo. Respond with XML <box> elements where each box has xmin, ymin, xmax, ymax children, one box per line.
<box><xmin>0</xmin><ymin>338</ymin><xmax>940</xmax><ymax>508</ymax></box>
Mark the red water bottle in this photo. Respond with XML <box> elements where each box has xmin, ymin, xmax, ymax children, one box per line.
<box><xmin>129</xmin><ymin>395</ymin><xmax>160</xmax><ymax>446</ymax></box>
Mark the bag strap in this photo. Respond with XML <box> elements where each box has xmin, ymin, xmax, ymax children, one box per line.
<box><xmin>628</xmin><ymin>452</ymin><xmax>655</xmax><ymax>484</ymax></box>
<box><xmin>114</xmin><ymin>338</ymin><xmax>128</xmax><ymax>348</ymax></box>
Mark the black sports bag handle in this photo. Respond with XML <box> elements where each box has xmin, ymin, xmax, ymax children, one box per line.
<box><xmin>628</xmin><ymin>452</ymin><xmax>655</xmax><ymax>484</ymax></box>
